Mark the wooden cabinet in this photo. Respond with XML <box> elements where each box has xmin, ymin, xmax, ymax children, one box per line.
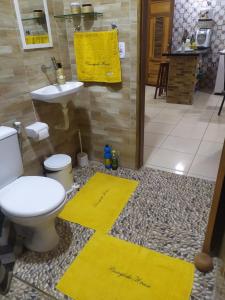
<box><xmin>146</xmin><ymin>0</ymin><xmax>174</xmax><ymax>86</ymax></box>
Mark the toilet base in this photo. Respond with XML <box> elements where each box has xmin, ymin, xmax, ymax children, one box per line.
<box><xmin>7</xmin><ymin>198</ymin><xmax>66</xmax><ymax>253</ymax></box>
<box><xmin>15</xmin><ymin>219</ymin><xmax>59</xmax><ymax>252</ymax></box>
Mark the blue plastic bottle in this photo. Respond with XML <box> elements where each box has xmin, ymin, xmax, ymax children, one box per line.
<box><xmin>104</xmin><ymin>145</ymin><xmax>112</xmax><ymax>169</ymax></box>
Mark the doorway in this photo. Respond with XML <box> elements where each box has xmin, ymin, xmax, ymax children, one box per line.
<box><xmin>146</xmin><ymin>0</ymin><xmax>174</xmax><ymax>86</ymax></box>
<box><xmin>138</xmin><ymin>0</ymin><xmax>225</xmax><ymax>181</ymax></box>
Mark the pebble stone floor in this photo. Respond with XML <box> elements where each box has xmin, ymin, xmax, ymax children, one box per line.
<box><xmin>2</xmin><ymin>162</ymin><xmax>224</xmax><ymax>300</ymax></box>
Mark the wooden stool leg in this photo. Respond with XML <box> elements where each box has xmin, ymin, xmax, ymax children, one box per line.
<box><xmin>165</xmin><ymin>64</ymin><xmax>169</xmax><ymax>96</ymax></box>
<box><xmin>159</xmin><ymin>64</ymin><xmax>165</xmax><ymax>96</ymax></box>
<box><xmin>154</xmin><ymin>65</ymin><xmax>162</xmax><ymax>99</ymax></box>
<box><xmin>161</xmin><ymin>64</ymin><xmax>166</xmax><ymax>95</ymax></box>
<box><xmin>218</xmin><ymin>94</ymin><xmax>225</xmax><ymax>116</ymax></box>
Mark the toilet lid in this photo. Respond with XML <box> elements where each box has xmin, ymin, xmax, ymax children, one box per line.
<box><xmin>0</xmin><ymin>176</ymin><xmax>65</xmax><ymax>218</ymax></box>
<box><xmin>44</xmin><ymin>154</ymin><xmax>72</xmax><ymax>171</ymax></box>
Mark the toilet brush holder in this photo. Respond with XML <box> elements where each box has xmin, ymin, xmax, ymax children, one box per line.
<box><xmin>77</xmin><ymin>152</ymin><xmax>89</xmax><ymax>167</ymax></box>
<box><xmin>77</xmin><ymin>129</ymin><xmax>88</xmax><ymax>167</ymax></box>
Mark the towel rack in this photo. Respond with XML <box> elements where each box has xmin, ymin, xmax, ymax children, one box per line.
<box><xmin>54</xmin><ymin>12</ymin><xmax>118</xmax><ymax>33</ymax></box>
<box><xmin>54</xmin><ymin>12</ymin><xmax>103</xmax><ymax>19</ymax></box>
<box><xmin>74</xmin><ymin>23</ymin><xmax>118</xmax><ymax>32</ymax></box>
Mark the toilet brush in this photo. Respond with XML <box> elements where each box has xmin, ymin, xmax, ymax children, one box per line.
<box><xmin>77</xmin><ymin>130</ymin><xmax>89</xmax><ymax>167</ymax></box>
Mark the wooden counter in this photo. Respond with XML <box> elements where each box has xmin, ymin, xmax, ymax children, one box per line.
<box><xmin>163</xmin><ymin>50</ymin><xmax>208</xmax><ymax>105</ymax></box>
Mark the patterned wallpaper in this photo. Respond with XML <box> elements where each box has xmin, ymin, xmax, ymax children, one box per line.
<box><xmin>172</xmin><ymin>0</ymin><xmax>225</xmax><ymax>91</ymax></box>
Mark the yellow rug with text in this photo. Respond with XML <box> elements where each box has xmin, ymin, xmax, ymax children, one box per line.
<box><xmin>59</xmin><ymin>172</ymin><xmax>138</xmax><ymax>232</ymax></box>
<box><xmin>57</xmin><ymin>233</ymin><xmax>195</xmax><ymax>300</ymax></box>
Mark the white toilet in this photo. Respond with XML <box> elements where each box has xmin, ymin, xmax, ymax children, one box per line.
<box><xmin>0</xmin><ymin>126</ymin><xmax>66</xmax><ymax>252</ymax></box>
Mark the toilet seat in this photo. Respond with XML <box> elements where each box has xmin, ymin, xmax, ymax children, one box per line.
<box><xmin>0</xmin><ymin>176</ymin><xmax>65</xmax><ymax>218</ymax></box>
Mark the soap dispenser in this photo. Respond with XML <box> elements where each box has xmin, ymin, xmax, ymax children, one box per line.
<box><xmin>56</xmin><ymin>63</ymin><xmax>66</xmax><ymax>85</ymax></box>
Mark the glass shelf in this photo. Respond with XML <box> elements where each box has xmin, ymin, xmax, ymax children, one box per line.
<box><xmin>54</xmin><ymin>12</ymin><xmax>103</xmax><ymax>19</ymax></box>
<box><xmin>22</xmin><ymin>16</ymin><xmax>44</xmax><ymax>21</ymax></box>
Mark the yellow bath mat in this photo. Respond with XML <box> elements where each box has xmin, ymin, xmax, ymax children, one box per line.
<box><xmin>74</xmin><ymin>30</ymin><xmax>122</xmax><ymax>83</ymax></box>
<box><xmin>59</xmin><ymin>172</ymin><xmax>138</xmax><ymax>232</ymax></box>
<box><xmin>57</xmin><ymin>233</ymin><xmax>195</xmax><ymax>300</ymax></box>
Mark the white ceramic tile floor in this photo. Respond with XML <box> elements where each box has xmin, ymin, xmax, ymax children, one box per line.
<box><xmin>203</xmin><ymin>123</ymin><xmax>225</xmax><ymax>143</ymax></box>
<box><xmin>162</xmin><ymin>107</ymin><xmax>190</xmax><ymax>115</ymax></box>
<box><xmin>188</xmin><ymin>153</ymin><xmax>222</xmax><ymax>181</ymax></box>
<box><xmin>170</xmin><ymin>122</ymin><xmax>208</xmax><ymax>139</ymax></box>
<box><xmin>144</xmin><ymin>132</ymin><xmax>167</xmax><ymax>147</ymax></box>
<box><xmin>211</xmin><ymin>111</ymin><xmax>225</xmax><ymax>124</ymax></box>
<box><xmin>152</xmin><ymin>111</ymin><xmax>183</xmax><ymax>124</ymax></box>
<box><xmin>161</xmin><ymin>136</ymin><xmax>201</xmax><ymax>154</ymax></box>
<box><xmin>144</xmin><ymin>86</ymin><xmax>225</xmax><ymax>181</ymax></box>
<box><xmin>145</xmin><ymin>122</ymin><xmax>175</xmax><ymax>135</ymax></box>
<box><xmin>181</xmin><ymin>110</ymin><xmax>214</xmax><ymax>124</ymax></box>
<box><xmin>147</xmin><ymin>148</ymin><xmax>194</xmax><ymax>174</ymax></box>
<box><xmin>145</xmin><ymin>106</ymin><xmax>162</xmax><ymax>118</ymax></box>
<box><xmin>143</xmin><ymin>146</ymin><xmax>157</xmax><ymax>165</ymax></box>
<box><xmin>147</xmin><ymin>164</ymin><xmax>186</xmax><ymax>175</ymax></box>
<box><xmin>197</xmin><ymin>141</ymin><xmax>223</xmax><ymax>156</ymax></box>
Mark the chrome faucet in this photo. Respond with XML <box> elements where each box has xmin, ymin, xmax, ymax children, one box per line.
<box><xmin>41</xmin><ymin>57</ymin><xmax>59</xmax><ymax>85</ymax></box>
<box><xmin>51</xmin><ymin>57</ymin><xmax>58</xmax><ymax>70</ymax></box>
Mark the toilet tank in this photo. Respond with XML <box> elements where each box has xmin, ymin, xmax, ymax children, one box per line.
<box><xmin>0</xmin><ymin>126</ymin><xmax>23</xmax><ymax>189</ymax></box>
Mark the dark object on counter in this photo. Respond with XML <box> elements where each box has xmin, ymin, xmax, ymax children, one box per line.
<box><xmin>104</xmin><ymin>145</ymin><xmax>112</xmax><ymax>169</ymax></box>
<box><xmin>181</xmin><ymin>29</ymin><xmax>189</xmax><ymax>43</ymax></box>
<box><xmin>154</xmin><ymin>62</ymin><xmax>169</xmax><ymax>99</ymax></box>
<box><xmin>162</xmin><ymin>48</ymin><xmax>209</xmax><ymax>57</ymax></box>
<box><xmin>197</xmin><ymin>46</ymin><xmax>210</xmax><ymax>50</ymax></box>
<box><xmin>111</xmin><ymin>150</ymin><xmax>119</xmax><ymax>170</ymax></box>
<box><xmin>190</xmin><ymin>34</ymin><xmax>195</xmax><ymax>44</ymax></box>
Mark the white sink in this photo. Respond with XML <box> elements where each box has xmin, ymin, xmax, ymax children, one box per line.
<box><xmin>31</xmin><ymin>81</ymin><xmax>84</xmax><ymax>103</ymax></box>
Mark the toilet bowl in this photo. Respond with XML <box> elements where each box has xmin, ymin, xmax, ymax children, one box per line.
<box><xmin>0</xmin><ymin>126</ymin><xmax>67</xmax><ymax>252</ymax></box>
<box><xmin>0</xmin><ymin>176</ymin><xmax>66</xmax><ymax>252</ymax></box>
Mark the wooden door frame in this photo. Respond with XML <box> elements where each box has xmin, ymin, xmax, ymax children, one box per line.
<box><xmin>136</xmin><ymin>0</ymin><xmax>148</xmax><ymax>168</ymax></box>
<box><xmin>136</xmin><ymin>0</ymin><xmax>174</xmax><ymax>168</ymax></box>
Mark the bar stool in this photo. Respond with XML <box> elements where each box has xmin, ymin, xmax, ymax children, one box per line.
<box><xmin>218</xmin><ymin>51</ymin><xmax>225</xmax><ymax>116</ymax></box>
<box><xmin>218</xmin><ymin>94</ymin><xmax>225</xmax><ymax>115</ymax></box>
<box><xmin>154</xmin><ymin>62</ymin><xmax>169</xmax><ymax>99</ymax></box>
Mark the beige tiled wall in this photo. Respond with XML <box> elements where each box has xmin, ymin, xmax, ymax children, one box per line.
<box><xmin>0</xmin><ymin>0</ymin><xmax>139</xmax><ymax>174</ymax></box>
<box><xmin>0</xmin><ymin>0</ymin><xmax>76</xmax><ymax>175</ymax></box>
<box><xmin>61</xmin><ymin>0</ymin><xmax>138</xmax><ymax>168</ymax></box>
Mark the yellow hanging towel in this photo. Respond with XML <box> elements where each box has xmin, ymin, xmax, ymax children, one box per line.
<box><xmin>74</xmin><ymin>30</ymin><xmax>122</xmax><ymax>83</ymax></box>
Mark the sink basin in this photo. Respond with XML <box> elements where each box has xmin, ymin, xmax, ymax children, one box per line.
<box><xmin>31</xmin><ymin>81</ymin><xmax>84</xmax><ymax>103</ymax></box>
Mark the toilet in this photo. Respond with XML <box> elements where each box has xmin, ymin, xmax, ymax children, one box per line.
<box><xmin>0</xmin><ymin>126</ymin><xmax>66</xmax><ymax>252</ymax></box>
